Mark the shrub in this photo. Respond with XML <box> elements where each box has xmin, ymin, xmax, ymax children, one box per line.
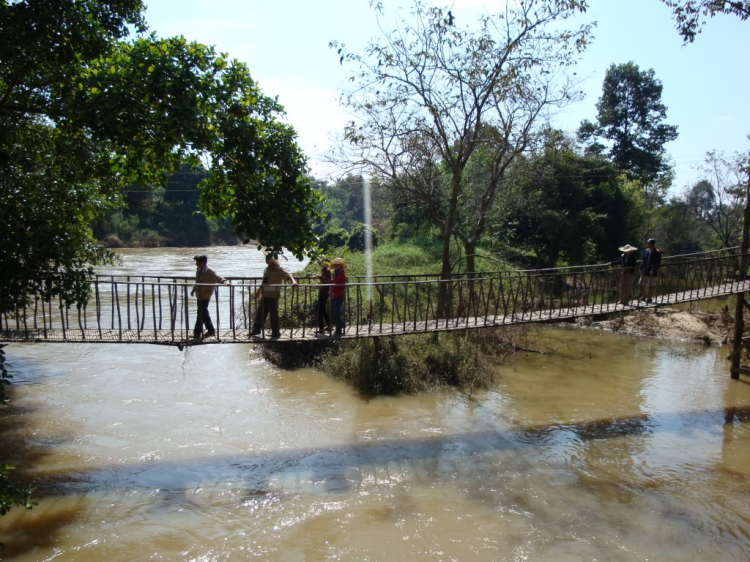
<box><xmin>319</xmin><ymin>227</ymin><xmax>349</xmax><ymax>252</ymax></box>
<box><xmin>100</xmin><ymin>233</ymin><xmax>124</xmax><ymax>248</ymax></box>
<box><xmin>347</xmin><ymin>223</ymin><xmax>379</xmax><ymax>252</ymax></box>
<box><xmin>131</xmin><ymin>229</ymin><xmax>167</xmax><ymax>247</ymax></box>
<box><xmin>323</xmin><ymin>332</ymin><xmax>496</xmax><ymax>395</ymax></box>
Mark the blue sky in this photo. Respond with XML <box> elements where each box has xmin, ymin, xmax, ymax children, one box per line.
<box><xmin>143</xmin><ymin>0</ymin><xmax>750</xmax><ymax>193</ymax></box>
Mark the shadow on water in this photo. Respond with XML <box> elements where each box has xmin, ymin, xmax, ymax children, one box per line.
<box><xmin>0</xmin><ymin>507</ymin><xmax>83</xmax><ymax>560</ymax></box>
<box><xmin>13</xmin><ymin>404</ymin><xmax>750</xmax><ymax>495</ymax></box>
<box><xmin>2</xmin><ymin>401</ymin><xmax>750</xmax><ymax>556</ymax></box>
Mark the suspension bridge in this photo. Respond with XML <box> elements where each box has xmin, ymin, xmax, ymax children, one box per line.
<box><xmin>0</xmin><ymin>248</ymin><xmax>747</xmax><ymax>347</ymax></box>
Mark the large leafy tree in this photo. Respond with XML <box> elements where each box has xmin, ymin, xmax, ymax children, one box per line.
<box><xmin>497</xmin><ymin>130</ymin><xmax>631</xmax><ymax>267</ymax></box>
<box><xmin>331</xmin><ymin>0</ymin><xmax>592</xmax><ymax>309</ymax></box>
<box><xmin>578</xmin><ymin>62</ymin><xmax>678</xmax><ymax>185</ymax></box>
<box><xmin>661</xmin><ymin>1</ymin><xmax>750</xmax><ymax>42</ymax></box>
<box><xmin>0</xmin><ymin>0</ymin><xmax>320</xmax><ymax>316</ymax></box>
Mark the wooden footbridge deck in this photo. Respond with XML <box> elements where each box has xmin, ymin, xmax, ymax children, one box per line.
<box><xmin>1</xmin><ymin>249</ymin><xmax>747</xmax><ymax>346</ymax></box>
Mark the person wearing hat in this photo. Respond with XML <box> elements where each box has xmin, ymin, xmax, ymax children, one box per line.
<box><xmin>251</xmin><ymin>254</ymin><xmax>297</xmax><ymax>339</ymax></box>
<box><xmin>618</xmin><ymin>244</ymin><xmax>638</xmax><ymax>305</ymax></box>
<box><xmin>329</xmin><ymin>257</ymin><xmax>348</xmax><ymax>337</ymax></box>
<box><xmin>191</xmin><ymin>255</ymin><xmax>228</xmax><ymax>340</ymax></box>
<box><xmin>639</xmin><ymin>238</ymin><xmax>662</xmax><ymax>304</ymax></box>
<box><xmin>315</xmin><ymin>259</ymin><xmax>333</xmax><ymax>335</ymax></box>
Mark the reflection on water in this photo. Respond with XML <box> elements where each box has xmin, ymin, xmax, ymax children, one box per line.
<box><xmin>1</xmin><ymin>250</ymin><xmax>750</xmax><ymax>561</ymax></box>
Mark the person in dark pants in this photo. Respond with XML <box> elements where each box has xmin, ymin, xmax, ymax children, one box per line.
<box><xmin>316</xmin><ymin>259</ymin><xmax>333</xmax><ymax>335</ymax></box>
<box><xmin>639</xmin><ymin>238</ymin><xmax>662</xmax><ymax>304</ymax></box>
<box><xmin>329</xmin><ymin>257</ymin><xmax>348</xmax><ymax>338</ymax></box>
<box><xmin>251</xmin><ymin>255</ymin><xmax>297</xmax><ymax>339</ymax></box>
<box><xmin>618</xmin><ymin>244</ymin><xmax>638</xmax><ymax>305</ymax></box>
<box><xmin>191</xmin><ymin>255</ymin><xmax>227</xmax><ymax>340</ymax></box>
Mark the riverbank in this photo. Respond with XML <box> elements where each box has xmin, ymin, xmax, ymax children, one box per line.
<box><xmin>99</xmin><ymin>234</ymin><xmax>250</xmax><ymax>249</ymax></box>
<box><xmin>583</xmin><ymin>306</ymin><xmax>733</xmax><ymax>346</ymax></box>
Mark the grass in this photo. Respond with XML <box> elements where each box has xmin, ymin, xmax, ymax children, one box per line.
<box><xmin>305</xmin><ymin>236</ymin><xmax>516</xmax><ymax>279</ymax></box>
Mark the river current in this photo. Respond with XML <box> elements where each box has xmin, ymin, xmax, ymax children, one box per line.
<box><xmin>1</xmin><ymin>248</ymin><xmax>750</xmax><ymax>561</ymax></box>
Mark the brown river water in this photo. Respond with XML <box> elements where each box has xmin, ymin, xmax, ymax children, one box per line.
<box><xmin>1</xmin><ymin>248</ymin><xmax>750</xmax><ymax>561</ymax></box>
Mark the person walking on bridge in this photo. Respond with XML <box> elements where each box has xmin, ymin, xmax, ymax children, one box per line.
<box><xmin>251</xmin><ymin>255</ymin><xmax>297</xmax><ymax>340</ymax></box>
<box><xmin>618</xmin><ymin>244</ymin><xmax>638</xmax><ymax>305</ymax></box>
<box><xmin>639</xmin><ymin>239</ymin><xmax>662</xmax><ymax>304</ymax></box>
<box><xmin>191</xmin><ymin>255</ymin><xmax>227</xmax><ymax>340</ymax></box>
<box><xmin>316</xmin><ymin>259</ymin><xmax>333</xmax><ymax>336</ymax></box>
<box><xmin>330</xmin><ymin>257</ymin><xmax>348</xmax><ymax>338</ymax></box>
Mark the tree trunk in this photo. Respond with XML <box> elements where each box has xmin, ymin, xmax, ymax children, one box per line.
<box><xmin>463</xmin><ymin>241</ymin><xmax>477</xmax><ymax>317</ymax></box>
<box><xmin>437</xmin><ymin>172</ymin><xmax>462</xmax><ymax>318</ymax></box>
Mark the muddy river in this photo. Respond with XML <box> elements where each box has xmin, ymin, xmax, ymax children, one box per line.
<box><xmin>1</xmin><ymin>248</ymin><xmax>749</xmax><ymax>561</ymax></box>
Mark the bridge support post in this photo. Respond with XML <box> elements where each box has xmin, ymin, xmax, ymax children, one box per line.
<box><xmin>730</xmin><ymin>172</ymin><xmax>750</xmax><ymax>379</ymax></box>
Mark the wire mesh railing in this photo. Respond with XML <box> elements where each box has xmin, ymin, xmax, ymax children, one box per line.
<box><xmin>1</xmin><ymin>250</ymin><xmax>748</xmax><ymax>345</ymax></box>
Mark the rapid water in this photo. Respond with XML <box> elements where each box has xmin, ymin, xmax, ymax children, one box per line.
<box><xmin>1</xmin><ymin>248</ymin><xmax>749</xmax><ymax>561</ymax></box>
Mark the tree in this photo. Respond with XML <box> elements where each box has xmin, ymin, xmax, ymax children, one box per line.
<box><xmin>683</xmin><ymin>149</ymin><xmax>750</xmax><ymax>247</ymax></box>
<box><xmin>331</xmin><ymin>0</ymin><xmax>592</xmax><ymax>308</ymax></box>
<box><xmin>497</xmin><ymin>131</ymin><xmax>631</xmax><ymax>267</ymax></box>
<box><xmin>661</xmin><ymin>1</ymin><xmax>750</xmax><ymax>42</ymax></box>
<box><xmin>0</xmin><ymin>0</ymin><xmax>320</xmax><ymax>316</ymax></box>
<box><xmin>578</xmin><ymin>62</ymin><xmax>678</xmax><ymax>185</ymax></box>
<box><xmin>650</xmin><ymin>198</ymin><xmax>711</xmax><ymax>254</ymax></box>
<box><xmin>347</xmin><ymin>223</ymin><xmax>379</xmax><ymax>252</ymax></box>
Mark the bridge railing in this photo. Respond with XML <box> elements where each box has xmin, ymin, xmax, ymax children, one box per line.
<box><xmin>1</xmin><ymin>250</ymin><xmax>747</xmax><ymax>343</ymax></box>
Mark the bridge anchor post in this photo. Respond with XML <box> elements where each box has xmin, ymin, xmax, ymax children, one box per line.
<box><xmin>730</xmin><ymin>171</ymin><xmax>750</xmax><ymax>379</ymax></box>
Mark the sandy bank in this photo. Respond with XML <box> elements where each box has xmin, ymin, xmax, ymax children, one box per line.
<box><xmin>579</xmin><ymin>308</ymin><xmax>734</xmax><ymax>346</ymax></box>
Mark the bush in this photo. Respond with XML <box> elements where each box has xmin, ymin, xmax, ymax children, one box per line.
<box><xmin>131</xmin><ymin>229</ymin><xmax>167</xmax><ymax>247</ymax></box>
<box><xmin>347</xmin><ymin>223</ymin><xmax>379</xmax><ymax>252</ymax></box>
<box><xmin>324</xmin><ymin>332</ymin><xmax>496</xmax><ymax>395</ymax></box>
<box><xmin>100</xmin><ymin>233</ymin><xmax>124</xmax><ymax>248</ymax></box>
<box><xmin>319</xmin><ymin>227</ymin><xmax>349</xmax><ymax>252</ymax></box>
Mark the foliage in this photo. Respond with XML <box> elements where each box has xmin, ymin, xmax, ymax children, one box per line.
<box><xmin>661</xmin><ymin>0</ymin><xmax>750</xmax><ymax>42</ymax></box>
<box><xmin>330</xmin><ymin>0</ymin><xmax>592</xmax><ymax>279</ymax></box>
<box><xmin>319</xmin><ymin>227</ymin><xmax>350</xmax><ymax>253</ymax></box>
<box><xmin>92</xmin><ymin>165</ymin><xmax>238</xmax><ymax>247</ymax></box>
<box><xmin>324</xmin><ymin>333</ymin><xmax>495</xmax><ymax>395</ymax></box>
<box><xmin>0</xmin><ymin>345</ymin><xmax>35</xmax><ymax>533</ymax></box>
<box><xmin>346</xmin><ymin>223</ymin><xmax>379</xmax><ymax>252</ymax></box>
<box><xmin>649</xmin><ymin>198</ymin><xmax>711</xmax><ymax>254</ymax></box>
<box><xmin>497</xmin><ymin>130</ymin><xmax>632</xmax><ymax>267</ymax></box>
<box><xmin>1</xmin><ymin>0</ymin><xmax>318</xmax><ymax>315</ymax></box>
<box><xmin>578</xmin><ymin>62</ymin><xmax>678</xmax><ymax>185</ymax></box>
<box><xmin>681</xmin><ymin>149</ymin><xmax>750</xmax><ymax>247</ymax></box>
<box><xmin>316</xmin><ymin>176</ymin><xmax>364</xmax><ymax>231</ymax></box>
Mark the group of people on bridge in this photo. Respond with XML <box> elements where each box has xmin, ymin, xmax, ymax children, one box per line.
<box><xmin>189</xmin><ymin>238</ymin><xmax>663</xmax><ymax>342</ymax></box>
<box><xmin>617</xmin><ymin>238</ymin><xmax>662</xmax><ymax>306</ymax></box>
<box><xmin>191</xmin><ymin>254</ymin><xmax>348</xmax><ymax>341</ymax></box>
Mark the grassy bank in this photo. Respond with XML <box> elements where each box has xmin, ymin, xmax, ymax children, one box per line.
<box><xmin>301</xmin><ymin>236</ymin><xmax>514</xmax><ymax>278</ymax></box>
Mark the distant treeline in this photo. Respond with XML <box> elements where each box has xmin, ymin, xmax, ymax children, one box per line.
<box><xmin>93</xmin><ymin>164</ymin><xmax>237</xmax><ymax>248</ymax></box>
